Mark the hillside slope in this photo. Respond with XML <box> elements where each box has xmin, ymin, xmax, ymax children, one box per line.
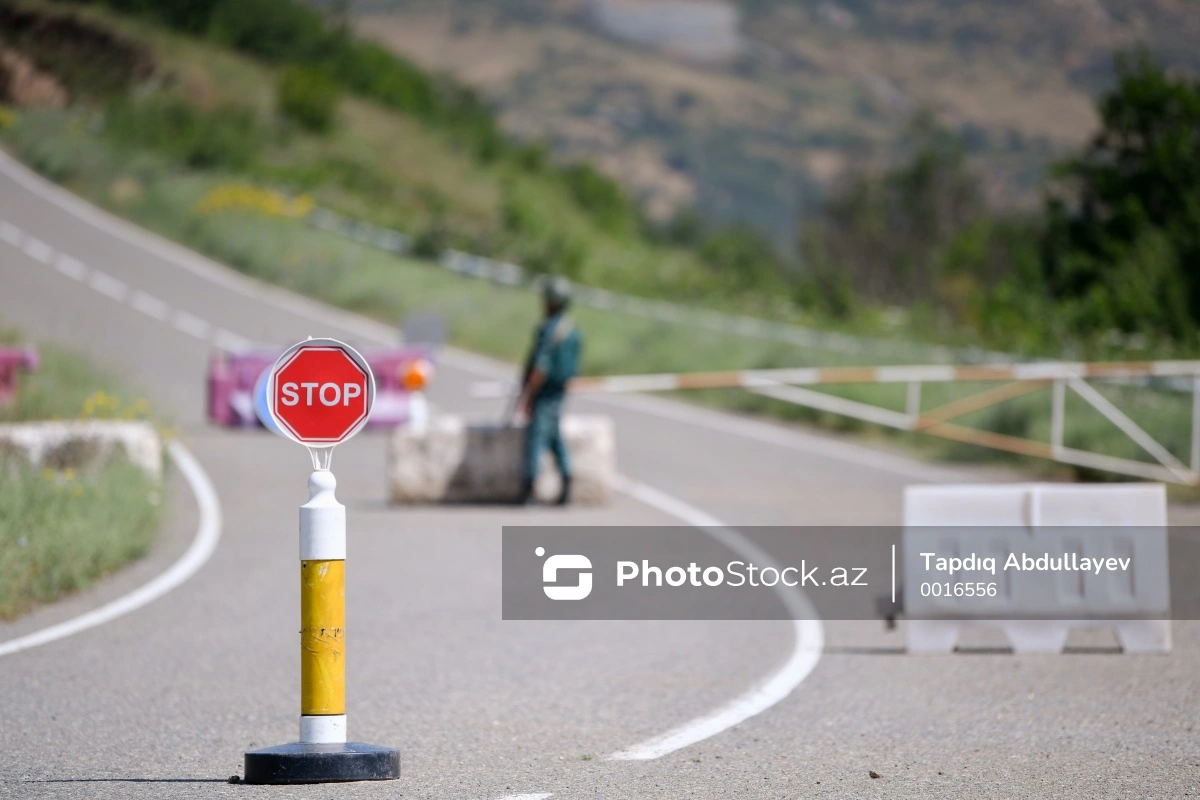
<box><xmin>351</xmin><ymin>0</ymin><xmax>1200</xmax><ymax>245</ymax></box>
<box><xmin>2</xmin><ymin>0</ymin><xmax>1192</xmax><ymax>481</ymax></box>
<box><xmin>1</xmin><ymin>0</ymin><xmax>792</xmax><ymax>306</ymax></box>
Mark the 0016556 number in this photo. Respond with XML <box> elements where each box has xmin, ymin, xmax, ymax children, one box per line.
<box><xmin>920</xmin><ymin>582</ymin><xmax>998</xmax><ymax>598</ymax></box>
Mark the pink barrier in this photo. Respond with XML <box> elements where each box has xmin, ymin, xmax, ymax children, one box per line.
<box><xmin>0</xmin><ymin>346</ymin><xmax>38</xmax><ymax>406</ymax></box>
<box><xmin>207</xmin><ymin>345</ymin><xmax>434</xmax><ymax>429</ymax></box>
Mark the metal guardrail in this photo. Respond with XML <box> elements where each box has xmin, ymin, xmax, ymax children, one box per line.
<box><xmin>307</xmin><ymin>205</ymin><xmax>1193</xmax><ymax>391</ymax></box>
<box><xmin>305</xmin><ymin>207</ymin><xmax>996</xmax><ymax>363</ymax></box>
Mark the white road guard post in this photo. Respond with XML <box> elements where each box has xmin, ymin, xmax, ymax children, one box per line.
<box><xmin>243</xmin><ymin>338</ymin><xmax>400</xmax><ymax>785</ymax></box>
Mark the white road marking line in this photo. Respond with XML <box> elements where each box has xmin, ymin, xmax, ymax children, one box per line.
<box><xmin>0</xmin><ymin>219</ymin><xmax>23</xmax><ymax>246</ymax></box>
<box><xmin>22</xmin><ymin>236</ymin><xmax>53</xmax><ymax>263</ymax></box>
<box><xmin>212</xmin><ymin>327</ymin><xmax>250</xmax><ymax>351</ymax></box>
<box><xmin>608</xmin><ymin>476</ymin><xmax>823</xmax><ymax>760</ymax></box>
<box><xmin>494</xmin><ymin>795</ymin><xmax>553</xmax><ymax>800</ymax></box>
<box><xmin>172</xmin><ymin>310</ymin><xmax>210</xmax><ymax>340</ymax></box>
<box><xmin>0</xmin><ymin>151</ymin><xmax>395</xmax><ymax>345</ymax></box>
<box><xmin>130</xmin><ymin>290</ymin><xmax>170</xmax><ymax>321</ymax></box>
<box><xmin>89</xmin><ymin>270</ymin><xmax>128</xmax><ymax>301</ymax></box>
<box><xmin>0</xmin><ymin>441</ymin><xmax>222</xmax><ymax>657</ymax></box>
<box><xmin>54</xmin><ymin>252</ymin><xmax>88</xmax><ymax>281</ymax></box>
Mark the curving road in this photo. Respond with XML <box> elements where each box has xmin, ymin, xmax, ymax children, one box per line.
<box><xmin>1</xmin><ymin>151</ymin><xmax>1197</xmax><ymax>799</ymax></box>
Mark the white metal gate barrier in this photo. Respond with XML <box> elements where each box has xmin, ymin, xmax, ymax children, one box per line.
<box><xmin>474</xmin><ymin>360</ymin><xmax>1200</xmax><ymax>485</ymax></box>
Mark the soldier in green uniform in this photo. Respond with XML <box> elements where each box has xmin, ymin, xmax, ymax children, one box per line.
<box><xmin>517</xmin><ymin>277</ymin><xmax>582</xmax><ymax>505</ymax></box>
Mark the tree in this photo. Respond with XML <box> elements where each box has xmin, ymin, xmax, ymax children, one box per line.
<box><xmin>800</xmin><ymin>112</ymin><xmax>986</xmax><ymax>305</ymax></box>
<box><xmin>1042</xmin><ymin>49</ymin><xmax>1200</xmax><ymax>338</ymax></box>
<box><xmin>277</xmin><ymin>65</ymin><xmax>339</xmax><ymax>133</ymax></box>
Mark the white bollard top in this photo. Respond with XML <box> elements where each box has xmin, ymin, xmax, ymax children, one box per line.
<box><xmin>308</xmin><ymin>468</ymin><xmax>338</xmax><ymax>499</ymax></box>
<box><xmin>300</xmin><ymin>470</ymin><xmax>347</xmax><ymax>561</ymax></box>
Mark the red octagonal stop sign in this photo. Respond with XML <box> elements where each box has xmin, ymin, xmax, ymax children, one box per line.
<box><xmin>269</xmin><ymin>339</ymin><xmax>375</xmax><ymax>446</ymax></box>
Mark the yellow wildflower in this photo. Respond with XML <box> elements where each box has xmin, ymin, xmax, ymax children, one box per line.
<box><xmin>194</xmin><ymin>183</ymin><xmax>315</xmax><ymax>219</ymax></box>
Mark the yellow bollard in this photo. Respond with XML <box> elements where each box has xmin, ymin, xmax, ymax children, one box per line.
<box><xmin>300</xmin><ymin>559</ymin><xmax>345</xmax><ymax>716</ymax></box>
<box><xmin>293</xmin><ymin>469</ymin><xmax>349</xmax><ymax>745</ymax></box>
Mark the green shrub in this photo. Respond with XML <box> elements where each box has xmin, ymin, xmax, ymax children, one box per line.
<box><xmin>206</xmin><ymin>0</ymin><xmax>327</xmax><ymax>63</ymax></box>
<box><xmin>523</xmin><ymin>234</ymin><xmax>587</xmax><ymax>278</ymax></box>
<box><xmin>277</xmin><ymin>65</ymin><xmax>339</xmax><ymax>133</ymax></box>
<box><xmin>502</xmin><ymin>190</ymin><xmax>541</xmax><ymax>235</ymax></box>
<box><xmin>514</xmin><ymin>141</ymin><xmax>547</xmax><ymax>173</ymax></box>
<box><xmin>662</xmin><ymin>207</ymin><xmax>705</xmax><ymax>247</ymax></box>
<box><xmin>104</xmin><ymin>97</ymin><xmax>262</xmax><ymax>169</ymax></box>
<box><xmin>699</xmin><ymin>223</ymin><xmax>784</xmax><ymax>290</ymax></box>
<box><xmin>69</xmin><ymin>0</ymin><xmax>223</xmax><ymax>33</ymax></box>
<box><xmin>561</xmin><ymin>163</ymin><xmax>633</xmax><ymax>233</ymax></box>
<box><xmin>328</xmin><ymin>41</ymin><xmax>438</xmax><ymax>118</ymax></box>
<box><xmin>411</xmin><ymin>219</ymin><xmax>449</xmax><ymax>258</ymax></box>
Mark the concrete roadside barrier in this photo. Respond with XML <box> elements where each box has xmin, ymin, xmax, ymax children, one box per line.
<box><xmin>903</xmin><ymin>483</ymin><xmax>1170</xmax><ymax>654</ymax></box>
<box><xmin>387</xmin><ymin>415</ymin><xmax>614</xmax><ymax>504</ymax></box>
<box><xmin>0</xmin><ymin>420</ymin><xmax>161</xmax><ymax>479</ymax></box>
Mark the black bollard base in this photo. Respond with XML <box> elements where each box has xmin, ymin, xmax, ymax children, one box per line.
<box><xmin>243</xmin><ymin>742</ymin><xmax>400</xmax><ymax>784</ymax></box>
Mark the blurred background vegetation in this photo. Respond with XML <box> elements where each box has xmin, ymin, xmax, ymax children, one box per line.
<box><xmin>0</xmin><ymin>0</ymin><xmax>1197</xmax><ymax>478</ymax></box>
<box><xmin>2</xmin><ymin>0</ymin><xmax>1196</xmax><ymax>360</ymax></box>
<box><xmin>802</xmin><ymin>52</ymin><xmax>1200</xmax><ymax>352</ymax></box>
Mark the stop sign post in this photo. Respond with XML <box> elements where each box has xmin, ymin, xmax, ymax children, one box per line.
<box><xmin>244</xmin><ymin>338</ymin><xmax>400</xmax><ymax>785</ymax></box>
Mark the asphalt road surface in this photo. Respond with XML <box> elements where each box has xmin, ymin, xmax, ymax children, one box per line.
<box><xmin>1</xmin><ymin>151</ymin><xmax>1197</xmax><ymax>799</ymax></box>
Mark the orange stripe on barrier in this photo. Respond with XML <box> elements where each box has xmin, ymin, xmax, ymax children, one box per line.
<box><xmin>560</xmin><ymin>359</ymin><xmax>1200</xmax><ymax>395</ymax></box>
<box><xmin>1084</xmin><ymin>362</ymin><xmax>1155</xmax><ymax>378</ymax></box>
<box><xmin>953</xmin><ymin>366</ymin><xmax>1019</xmax><ymax>382</ymax></box>
<box><xmin>675</xmin><ymin>372</ymin><xmax>745</xmax><ymax>390</ymax></box>
<box><xmin>922</xmin><ymin>421</ymin><xmax>1054</xmax><ymax>460</ymax></box>
<box><xmin>915</xmin><ymin>381</ymin><xmax>1048</xmax><ymax>430</ymax></box>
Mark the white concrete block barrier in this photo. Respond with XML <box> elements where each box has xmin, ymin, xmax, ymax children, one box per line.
<box><xmin>0</xmin><ymin>420</ymin><xmax>162</xmax><ymax>480</ymax></box>
<box><xmin>387</xmin><ymin>414</ymin><xmax>614</xmax><ymax>504</ymax></box>
<box><xmin>902</xmin><ymin>483</ymin><xmax>1170</xmax><ymax>654</ymax></box>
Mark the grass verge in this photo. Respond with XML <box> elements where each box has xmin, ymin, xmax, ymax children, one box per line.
<box><xmin>0</xmin><ymin>460</ymin><xmax>162</xmax><ymax>619</ymax></box>
<box><xmin>0</xmin><ymin>329</ymin><xmax>155</xmax><ymax>424</ymax></box>
<box><xmin>0</xmin><ymin>330</ymin><xmax>163</xmax><ymax>619</ymax></box>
